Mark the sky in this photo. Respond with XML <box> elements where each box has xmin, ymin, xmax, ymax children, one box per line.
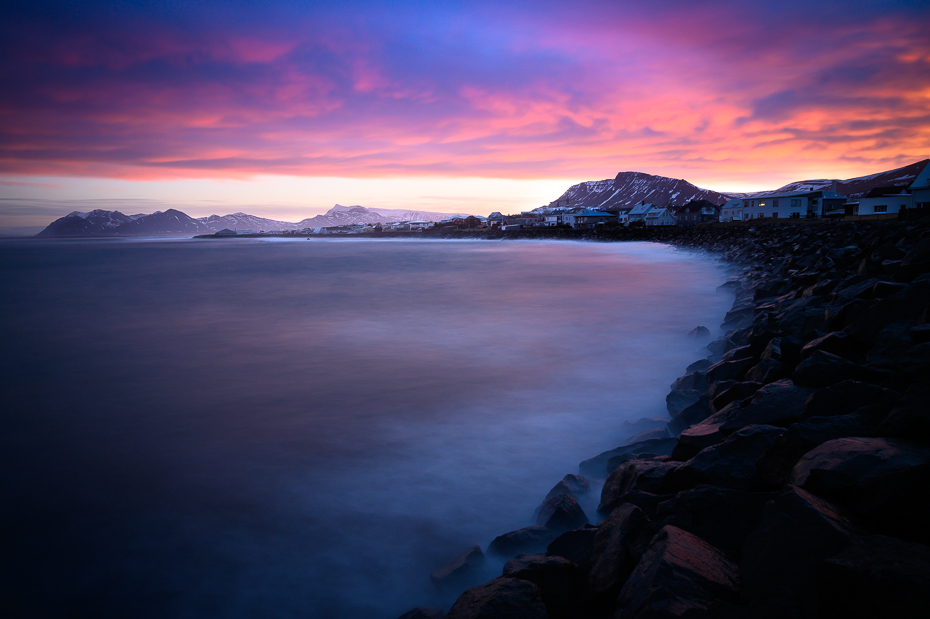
<box><xmin>1</xmin><ymin>0</ymin><xmax>929</xmax><ymax>227</ymax></box>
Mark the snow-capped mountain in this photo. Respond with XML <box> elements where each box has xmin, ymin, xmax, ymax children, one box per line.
<box><xmin>36</xmin><ymin>209</ymin><xmax>136</xmax><ymax>237</ymax></box>
<box><xmin>296</xmin><ymin>204</ymin><xmax>468</xmax><ymax>227</ymax></box>
<box><xmin>198</xmin><ymin>212</ymin><xmax>297</xmax><ymax>232</ymax></box>
<box><xmin>543</xmin><ymin>171</ymin><xmax>731</xmax><ymax>212</ymax></box>
<box><xmin>746</xmin><ymin>159</ymin><xmax>929</xmax><ymax>199</ymax></box>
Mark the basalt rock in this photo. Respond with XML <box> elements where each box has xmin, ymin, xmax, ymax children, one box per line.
<box><xmin>587</xmin><ymin>503</ymin><xmax>654</xmax><ymax>606</ymax></box>
<box><xmin>615</xmin><ymin>526</ymin><xmax>741</xmax><ymax>619</ymax></box>
<box><xmin>670</xmin><ymin>423</ymin><xmax>726</xmax><ymax>462</ymax></box>
<box><xmin>792</xmin><ymin>351</ymin><xmax>891</xmax><ymax>389</ymax></box>
<box><xmin>818</xmin><ymin>534</ymin><xmax>930</xmax><ymax>619</ymax></box>
<box><xmin>718</xmin><ymin>379</ymin><xmax>815</xmax><ymax>434</ymax></box>
<box><xmin>790</xmin><ymin>437</ymin><xmax>930</xmax><ymax>543</ymax></box>
<box><xmin>654</xmin><ymin>484</ymin><xmax>776</xmax><ymax>560</ymax></box>
<box><xmin>488</xmin><ymin>526</ymin><xmax>558</xmax><ymax>559</ymax></box>
<box><xmin>756</xmin><ymin>413</ymin><xmax>875</xmax><ymax>487</ymax></box>
<box><xmin>710</xmin><ymin>381</ymin><xmax>762</xmax><ymax>412</ymax></box>
<box><xmin>546</xmin><ymin>525</ymin><xmax>599</xmax><ymax>571</ymax></box>
<box><xmin>431</xmin><ymin>546</ymin><xmax>488</xmax><ymax>591</ymax></box>
<box><xmin>535</xmin><ymin>494</ymin><xmax>589</xmax><ymax>534</ymax></box>
<box><xmin>667</xmin><ymin>395</ymin><xmax>713</xmax><ymax>435</ymax></box>
<box><xmin>501</xmin><ymin>555</ymin><xmax>584</xmax><ymax>619</ymax></box>
<box><xmin>543</xmin><ymin>474</ymin><xmax>590</xmax><ymax>502</ymax></box>
<box><xmin>678</xmin><ymin>424</ymin><xmax>784</xmax><ymax>491</ymax></box>
<box><xmin>803</xmin><ymin>380</ymin><xmax>900</xmax><ymax>419</ymax></box>
<box><xmin>666</xmin><ymin>389</ymin><xmax>702</xmax><ymax>417</ymax></box>
<box><xmin>599</xmin><ymin>460</ymin><xmax>686</xmax><ymax>516</ymax></box>
<box><xmin>876</xmin><ymin>383</ymin><xmax>930</xmax><ymax>443</ymax></box>
<box><xmin>445</xmin><ymin>577</ymin><xmax>548</xmax><ymax>619</ymax></box>
<box><xmin>579</xmin><ymin>438</ymin><xmax>678</xmax><ymax>478</ymax></box>
<box><xmin>741</xmin><ymin>486</ymin><xmax>859</xmax><ymax>618</ymax></box>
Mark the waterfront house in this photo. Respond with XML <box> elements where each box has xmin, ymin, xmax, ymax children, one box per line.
<box><xmin>627</xmin><ymin>202</ymin><xmax>654</xmax><ymax>222</ymax></box>
<box><xmin>487</xmin><ymin>212</ymin><xmax>505</xmax><ymax>227</ymax></box>
<box><xmin>567</xmin><ymin>210</ymin><xmax>618</xmax><ymax>229</ymax></box>
<box><xmin>675</xmin><ymin>200</ymin><xmax>720</xmax><ymax>225</ymax></box>
<box><xmin>742</xmin><ymin>189</ymin><xmax>846</xmax><ymax>220</ymax></box>
<box><xmin>719</xmin><ymin>199</ymin><xmax>744</xmax><ymax>222</ymax></box>
<box><xmin>644</xmin><ymin>206</ymin><xmax>676</xmax><ymax>226</ymax></box>
<box><xmin>845</xmin><ymin>187</ymin><xmax>913</xmax><ymax>220</ymax></box>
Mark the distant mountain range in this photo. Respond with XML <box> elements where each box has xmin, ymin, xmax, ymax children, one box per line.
<box><xmin>541</xmin><ymin>159</ymin><xmax>929</xmax><ymax>212</ymax></box>
<box><xmin>36</xmin><ymin>204</ymin><xmax>469</xmax><ymax>238</ymax></box>
<box><xmin>33</xmin><ymin>160</ymin><xmax>929</xmax><ymax>237</ymax></box>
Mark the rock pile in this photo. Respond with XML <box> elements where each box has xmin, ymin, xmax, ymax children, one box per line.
<box><xmin>400</xmin><ymin>220</ymin><xmax>930</xmax><ymax>619</ymax></box>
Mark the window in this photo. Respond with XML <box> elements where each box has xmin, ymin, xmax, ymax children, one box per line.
<box><xmin>759</xmin><ymin>201</ymin><xmax>766</xmax><ymax>207</ymax></box>
<box><xmin>874</xmin><ymin>205</ymin><xmax>887</xmax><ymax>213</ymax></box>
<box><xmin>791</xmin><ymin>199</ymin><xmax>801</xmax><ymax>207</ymax></box>
<box><xmin>773</xmin><ymin>199</ymin><xmax>779</xmax><ymax>207</ymax></box>
<box><xmin>772</xmin><ymin>212</ymin><xmax>778</xmax><ymax>218</ymax></box>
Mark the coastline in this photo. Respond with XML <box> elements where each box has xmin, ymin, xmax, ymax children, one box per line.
<box><xmin>402</xmin><ymin>219</ymin><xmax>930</xmax><ymax>619</ymax></box>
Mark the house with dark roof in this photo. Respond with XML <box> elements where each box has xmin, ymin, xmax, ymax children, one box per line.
<box><xmin>742</xmin><ymin>189</ymin><xmax>846</xmax><ymax>220</ymax></box>
<box><xmin>674</xmin><ymin>200</ymin><xmax>720</xmax><ymax>226</ymax></box>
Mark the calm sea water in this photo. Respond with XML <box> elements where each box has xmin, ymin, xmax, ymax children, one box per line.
<box><xmin>0</xmin><ymin>238</ymin><xmax>733</xmax><ymax>618</ymax></box>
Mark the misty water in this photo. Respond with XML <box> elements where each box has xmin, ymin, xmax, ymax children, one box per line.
<box><xmin>0</xmin><ymin>238</ymin><xmax>735</xmax><ymax>618</ymax></box>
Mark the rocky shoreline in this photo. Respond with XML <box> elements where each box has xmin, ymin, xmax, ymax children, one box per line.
<box><xmin>399</xmin><ymin>219</ymin><xmax>930</xmax><ymax>619</ymax></box>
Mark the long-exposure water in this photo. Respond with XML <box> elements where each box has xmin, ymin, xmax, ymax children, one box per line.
<box><xmin>0</xmin><ymin>237</ymin><xmax>734</xmax><ymax>618</ymax></box>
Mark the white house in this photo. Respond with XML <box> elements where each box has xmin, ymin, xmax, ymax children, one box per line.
<box><xmin>850</xmin><ymin>188</ymin><xmax>913</xmax><ymax>219</ymax></box>
<box><xmin>644</xmin><ymin>206</ymin><xmax>676</xmax><ymax>226</ymax></box>
<box><xmin>742</xmin><ymin>189</ymin><xmax>846</xmax><ymax>220</ymax></box>
<box><xmin>628</xmin><ymin>202</ymin><xmax>654</xmax><ymax>222</ymax></box>
<box><xmin>719</xmin><ymin>199</ymin><xmax>743</xmax><ymax>222</ymax></box>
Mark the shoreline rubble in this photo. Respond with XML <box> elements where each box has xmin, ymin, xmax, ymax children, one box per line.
<box><xmin>401</xmin><ymin>219</ymin><xmax>930</xmax><ymax>619</ymax></box>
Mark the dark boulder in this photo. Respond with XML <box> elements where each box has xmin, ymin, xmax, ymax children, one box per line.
<box><xmin>679</xmin><ymin>424</ymin><xmax>784</xmax><ymax>491</ymax></box>
<box><xmin>910</xmin><ymin>323</ymin><xmax>930</xmax><ymax>344</ymax></box>
<box><xmin>718</xmin><ymin>379</ymin><xmax>815</xmax><ymax>434</ymax></box>
<box><xmin>488</xmin><ymin>526</ymin><xmax>558</xmax><ymax>558</ymax></box>
<box><xmin>587</xmin><ymin>503</ymin><xmax>654</xmax><ymax>605</ymax></box>
<box><xmin>579</xmin><ymin>438</ymin><xmax>678</xmax><ymax>478</ymax></box>
<box><xmin>876</xmin><ymin>383</ymin><xmax>930</xmax><ymax>443</ymax></box>
<box><xmin>744</xmin><ymin>359</ymin><xmax>785</xmax><ymax>384</ymax></box>
<box><xmin>792</xmin><ymin>350</ymin><xmax>891</xmax><ymax>389</ymax></box>
<box><xmin>431</xmin><ymin>546</ymin><xmax>488</xmax><ymax>591</ymax></box>
<box><xmin>666</xmin><ymin>389</ymin><xmax>702</xmax><ymax>417</ymax></box>
<box><xmin>670</xmin><ymin>423</ymin><xmax>726</xmax><ymax>462</ymax></box>
<box><xmin>803</xmin><ymin>380</ymin><xmax>899</xmax><ymax>419</ymax></box>
<box><xmin>705</xmin><ymin>356</ymin><xmax>754</xmax><ymax>385</ymax></box>
<box><xmin>790</xmin><ymin>437</ymin><xmax>930</xmax><ymax>543</ymax></box>
<box><xmin>623</xmin><ymin>427</ymin><xmax>671</xmax><ymax>443</ymax></box>
<box><xmin>536</xmin><ymin>494</ymin><xmax>588</xmax><ymax>534</ymax></box>
<box><xmin>686</xmin><ymin>358</ymin><xmax>713</xmax><ymax>373</ymax></box>
<box><xmin>502</xmin><ymin>555</ymin><xmax>584</xmax><ymax>619</ymax></box>
<box><xmin>741</xmin><ymin>486</ymin><xmax>859</xmax><ymax>617</ymax></box>
<box><xmin>667</xmin><ymin>395</ymin><xmax>713</xmax><ymax>435</ymax></box>
<box><xmin>711</xmin><ymin>381</ymin><xmax>762</xmax><ymax>412</ymax></box>
<box><xmin>800</xmin><ymin>330</ymin><xmax>863</xmax><ymax>362</ymax></box>
<box><xmin>543</xmin><ymin>474</ymin><xmax>590</xmax><ymax>502</ymax></box>
<box><xmin>599</xmin><ymin>460</ymin><xmax>685</xmax><ymax>516</ymax></box>
<box><xmin>670</xmin><ymin>371</ymin><xmax>709</xmax><ymax>393</ymax></box>
<box><xmin>546</xmin><ymin>525</ymin><xmax>599</xmax><ymax>571</ymax></box>
<box><xmin>819</xmin><ymin>535</ymin><xmax>930</xmax><ymax>619</ymax></box>
<box><xmin>756</xmin><ymin>413</ymin><xmax>875</xmax><ymax>487</ymax></box>
<box><xmin>445</xmin><ymin>577</ymin><xmax>548</xmax><ymax>619</ymax></box>
<box><xmin>688</xmin><ymin>326</ymin><xmax>711</xmax><ymax>339</ymax></box>
<box><xmin>616</xmin><ymin>526</ymin><xmax>740</xmax><ymax>619</ymax></box>
<box><xmin>654</xmin><ymin>484</ymin><xmax>775</xmax><ymax>560</ymax></box>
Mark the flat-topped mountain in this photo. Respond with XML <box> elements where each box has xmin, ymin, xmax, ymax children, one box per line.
<box><xmin>545</xmin><ymin>171</ymin><xmax>731</xmax><ymax>212</ymax></box>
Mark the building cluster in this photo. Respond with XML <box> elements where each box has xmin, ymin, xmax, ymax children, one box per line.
<box><xmin>215</xmin><ymin>167</ymin><xmax>930</xmax><ymax>237</ymax></box>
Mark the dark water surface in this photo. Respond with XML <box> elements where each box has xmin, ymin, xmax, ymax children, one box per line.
<box><xmin>0</xmin><ymin>238</ymin><xmax>733</xmax><ymax>618</ymax></box>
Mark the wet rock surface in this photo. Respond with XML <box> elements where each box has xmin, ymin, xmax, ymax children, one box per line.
<box><xmin>414</xmin><ymin>221</ymin><xmax>930</xmax><ymax>618</ymax></box>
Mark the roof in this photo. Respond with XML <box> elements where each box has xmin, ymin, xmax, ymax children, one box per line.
<box><xmin>628</xmin><ymin>203</ymin><xmax>654</xmax><ymax>215</ymax></box>
<box><xmin>574</xmin><ymin>210</ymin><xmax>617</xmax><ymax>217</ymax></box>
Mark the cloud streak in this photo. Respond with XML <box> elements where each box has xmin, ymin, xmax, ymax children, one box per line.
<box><xmin>1</xmin><ymin>0</ymin><xmax>928</xmax><ymax>188</ymax></box>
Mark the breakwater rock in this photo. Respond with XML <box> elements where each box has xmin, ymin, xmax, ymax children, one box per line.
<box><xmin>401</xmin><ymin>220</ymin><xmax>930</xmax><ymax>619</ymax></box>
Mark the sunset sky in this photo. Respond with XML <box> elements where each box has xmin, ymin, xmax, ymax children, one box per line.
<box><xmin>1</xmin><ymin>0</ymin><xmax>928</xmax><ymax>227</ymax></box>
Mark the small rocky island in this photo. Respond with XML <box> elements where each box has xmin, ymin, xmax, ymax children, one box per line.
<box><xmin>400</xmin><ymin>220</ymin><xmax>930</xmax><ymax>619</ymax></box>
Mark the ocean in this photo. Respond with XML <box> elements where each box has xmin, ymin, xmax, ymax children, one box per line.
<box><xmin>0</xmin><ymin>237</ymin><xmax>734</xmax><ymax>618</ymax></box>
